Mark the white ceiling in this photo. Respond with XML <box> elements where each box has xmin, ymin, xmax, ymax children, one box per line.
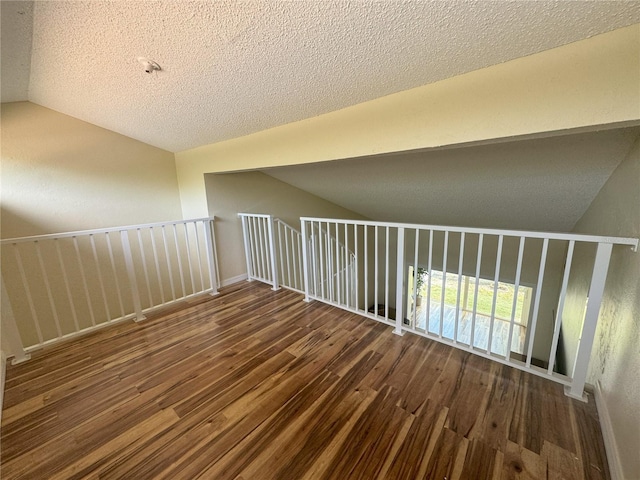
<box><xmin>1</xmin><ymin>1</ymin><xmax>640</xmax><ymax>152</ymax></box>
<box><xmin>261</xmin><ymin>128</ymin><xmax>640</xmax><ymax>232</ymax></box>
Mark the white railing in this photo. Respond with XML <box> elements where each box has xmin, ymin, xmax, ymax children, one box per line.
<box><xmin>1</xmin><ymin>217</ymin><xmax>219</xmax><ymax>358</ymax></box>
<box><xmin>238</xmin><ymin>213</ymin><xmax>280</xmax><ymax>290</ymax></box>
<box><xmin>300</xmin><ymin>217</ymin><xmax>638</xmax><ymax>399</ymax></box>
<box><xmin>239</xmin><ymin>214</ymin><xmax>356</xmax><ymax>297</ymax></box>
<box><xmin>275</xmin><ymin>219</ymin><xmax>305</xmax><ymax>293</ymax></box>
<box><xmin>308</xmin><ymin>221</ymin><xmax>356</xmax><ymax>309</ymax></box>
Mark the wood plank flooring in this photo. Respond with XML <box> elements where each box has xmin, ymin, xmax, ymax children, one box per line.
<box><xmin>1</xmin><ymin>281</ymin><xmax>609</xmax><ymax>479</ymax></box>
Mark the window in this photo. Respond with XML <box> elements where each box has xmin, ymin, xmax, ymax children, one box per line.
<box><xmin>407</xmin><ymin>266</ymin><xmax>533</xmax><ymax>355</ymax></box>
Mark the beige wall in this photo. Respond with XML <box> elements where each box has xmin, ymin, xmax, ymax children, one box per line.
<box><xmin>176</xmin><ymin>25</ymin><xmax>640</xmax><ymax>218</ymax></box>
<box><xmin>1</xmin><ymin>101</ymin><xmax>183</xmax><ymax>239</ymax></box>
<box><xmin>562</xmin><ymin>135</ymin><xmax>640</xmax><ymax>478</ymax></box>
<box><xmin>205</xmin><ymin>171</ymin><xmax>366</xmax><ymax>284</ymax></box>
<box><xmin>1</xmin><ymin>101</ymin><xmax>184</xmax><ymax>350</ymax></box>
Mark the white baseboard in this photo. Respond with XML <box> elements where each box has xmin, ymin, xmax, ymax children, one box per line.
<box><xmin>1</xmin><ymin>350</ymin><xmax>7</xmax><ymax>423</ymax></box>
<box><xmin>221</xmin><ymin>273</ymin><xmax>248</xmax><ymax>287</ymax></box>
<box><xmin>594</xmin><ymin>380</ymin><xmax>623</xmax><ymax>480</ymax></box>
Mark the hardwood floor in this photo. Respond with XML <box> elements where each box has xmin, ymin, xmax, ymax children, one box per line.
<box><xmin>1</xmin><ymin>281</ymin><xmax>609</xmax><ymax>479</ymax></box>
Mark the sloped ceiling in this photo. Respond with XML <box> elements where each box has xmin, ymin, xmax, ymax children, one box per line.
<box><xmin>1</xmin><ymin>1</ymin><xmax>640</xmax><ymax>152</ymax></box>
<box><xmin>261</xmin><ymin>128</ymin><xmax>640</xmax><ymax>232</ymax></box>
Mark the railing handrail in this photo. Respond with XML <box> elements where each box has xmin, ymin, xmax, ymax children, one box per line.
<box><xmin>273</xmin><ymin>217</ymin><xmax>301</xmax><ymax>235</ymax></box>
<box><xmin>300</xmin><ymin>216</ymin><xmax>638</xmax><ymax>250</ymax></box>
<box><xmin>268</xmin><ymin>216</ymin><xmax>356</xmax><ymax>263</ymax></box>
<box><xmin>272</xmin><ymin>218</ymin><xmax>355</xmax><ymax>257</ymax></box>
<box><xmin>0</xmin><ymin>217</ymin><xmax>216</xmax><ymax>245</ymax></box>
<box><xmin>310</xmin><ymin>221</ymin><xmax>356</xmax><ymax>258</ymax></box>
<box><xmin>300</xmin><ymin>216</ymin><xmax>635</xmax><ymax>399</ymax></box>
<box><xmin>240</xmin><ymin>213</ymin><xmax>355</xmax><ymax>296</ymax></box>
<box><xmin>3</xmin><ymin>215</ymin><xmax>219</xmax><ymax>356</ymax></box>
<box><xmin>238</xmin><ymin>212</ymin><xmax>271</xmax><ymax>219</ymax></box>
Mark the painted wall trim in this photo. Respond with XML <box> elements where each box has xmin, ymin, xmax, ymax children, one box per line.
<box><xmin>221</xmin><ymin>273</ymin><xmax>248</xmax><ymax>287</ymax></box>
<box><xmin>594</xmin><ymin>380</ymin><xmax>623</xmax><ymax>480</ymax></box>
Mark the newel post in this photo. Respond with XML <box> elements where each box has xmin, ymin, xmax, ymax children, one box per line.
<box><xmin>566</xmin><ymin>242</ymin><xmax>613</xmax><ymax>400</ymax></box>
<box><xmin>267</xmin><ymin>216</ymin><xmax>280</xmax><ymax>291</ymax></box>
<box><xmin>393</xmin><ymin>227</ymin><xmax>406</xmax><ymax>336</ymax></box>
<box><xmin>203</xmin><ymin>218</ymin><xmax>219</xmax><ymax>295</ymax></box>
<box><xmin>301</xmin><ymin>220</ymin><xmax>311</xmax><ymax>302</ymax></box>
<box><xmin>239</xmin><ymin>215</ymin><xmax>254</xmax><ymax>282</ymax></box>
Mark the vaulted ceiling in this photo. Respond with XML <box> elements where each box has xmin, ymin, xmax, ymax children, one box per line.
<box><xmin>2</xmin><ymin>1</ymin><xmax>640</xmax><ymax>153</ymax></box>
<box><xmin>262</xmin><ymin>128</ymin><xmax>640</xmax><ymax>232</ymax></box>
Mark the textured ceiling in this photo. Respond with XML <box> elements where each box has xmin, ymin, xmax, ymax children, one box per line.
<box><xmin>1</xmin><ymin>1</ymin><xmax>640</xmax><ymax>152</ymax></box>
<box><xmin>262</xmin><ymin>128</ymin><xmax>640</xmax><ymax>232</ymax></box>
<box><xmin>0</xmin><ymin>1</ymin><xmax>33</xmax><ymax>102</ymax></box>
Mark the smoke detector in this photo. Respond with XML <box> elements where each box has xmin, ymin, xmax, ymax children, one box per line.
<box><xmin>137</xmin><ymin>57</ymin><xmax>161</xmax><ymax>74</ymax></box>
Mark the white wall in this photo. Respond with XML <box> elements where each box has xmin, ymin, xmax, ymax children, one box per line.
<box><xmin>562</xmin><ymin>135</ymin><xmax>640</xmax><ymax>478</ymax></box>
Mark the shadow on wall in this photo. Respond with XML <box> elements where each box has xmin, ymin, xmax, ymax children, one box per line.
<box><xmin>0</xmin><ymin>206</ymin><xmax>48</xmax><ymax>240</ymax></box>
<box><xmin>204</xmin><ymin>171</ymin><xmax>367</xmax><ymax>286</ymax></box>
<box><xmin>1</xmin><ymin>102</ymin><xmax>183</xmax><ymax>237</ymax></box>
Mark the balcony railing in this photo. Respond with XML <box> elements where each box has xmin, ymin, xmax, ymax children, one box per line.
<box><xmin>238</xmin><ymin>214</ymin><xmax>356</xmax><ymax>299</ymax></box>
<box><xmin>274</xmin><ymin>218</ymin><xmax>306</xmax><ymax>293</ymax></box>
<box><xmin>297</xmin><ymin>217</ymin><xmax>637</xmax><ymax>400</ymax></box>
<box><xmin>5</xmin><ymin>211</ymin><xmax>637</xmax><ymax>401</ymax></box>
<box><xmin>1</xmin><ymin>217</ymin><xmax>219</xmax><ymax>360</ymax></box>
